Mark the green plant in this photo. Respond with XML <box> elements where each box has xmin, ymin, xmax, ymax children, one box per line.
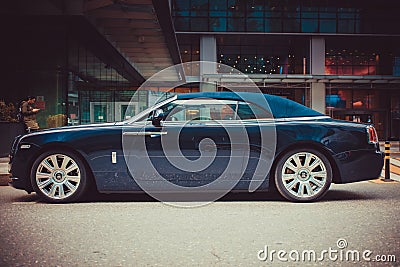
<box><xmin>0</xmin><ymin>101</ymin><xmax>18</xmax><ymax>122</ymax></box>
<box><xmin>46</xmin><ymin>114</ymin><xmax>67</xmax><ymax>128</ymax></box>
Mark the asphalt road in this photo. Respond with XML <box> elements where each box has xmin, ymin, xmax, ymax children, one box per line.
<box><xmin>0</xmin><ymin>181</ymin><xmax>399</xmax><ymax>267</ymax></box>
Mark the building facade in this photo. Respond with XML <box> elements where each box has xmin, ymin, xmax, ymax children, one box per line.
<box><xmin>172</xmin><ymin>0</ymin><xmax>400</xmax><ymax>139</ymax></box>
<box><xmin>1</xmin><ymin>0</ymin><xmax>400</xmax><ymax>139</ymax></box>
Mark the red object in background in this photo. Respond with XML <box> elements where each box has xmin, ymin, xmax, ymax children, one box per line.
<box><xmin>35</xmin><ymin>101</ymin><xmax>45</xmax><ymax>110</ymax></box>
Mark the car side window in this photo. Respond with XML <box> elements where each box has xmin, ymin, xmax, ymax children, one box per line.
<box><xmin>137</xmin><ymin>98</ymin><xmax>272</xmax><ymax>123</ymax></box>
<box><xmin>236</xmin><ymin>102</ymin><xmax>272</xmax><ymax>120</ymax></box>
<box><xmin>160</xmin><ymin>99</ymin><xmax>238</xmax><ymax>121</ymax></box>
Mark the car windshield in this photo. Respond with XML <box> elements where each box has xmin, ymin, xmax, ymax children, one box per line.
<box><xmin>123</xmin><ymin>95</ymin><xmax>178</xmax><ymax>124</ymax></box>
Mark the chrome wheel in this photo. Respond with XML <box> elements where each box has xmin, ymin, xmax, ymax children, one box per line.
<box><xmin>35</xmin><ymin>154</ymin><xmax>81</xmax><ymax>200</ymax></box>
<box><xmin>281</xmin><ymin>152</ymin><xmax>327</xmax><ymax>197</ymax></box>
<box><xmin>275</xmin><ymin>149</ymin><xmax>332</xmax><ymax>202</ymax></box>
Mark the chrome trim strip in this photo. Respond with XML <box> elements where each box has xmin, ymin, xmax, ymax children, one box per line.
<box><xmin>123</xmin><ymin>132</ymin><xmax>168</xmax><ymax>136</ymax></box>
<box><xmin>146</xmin><ymin>116</ymin><xmax>330</xmax><ymax>127</ymax></box>
<box><xmin>274</xmin><ymin>116</ymin><xmax>330</xmax><ymax>122</ymax></box>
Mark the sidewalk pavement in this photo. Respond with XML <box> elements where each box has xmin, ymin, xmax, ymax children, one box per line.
<box><xmin>379</xmin><ymin>141</ymin><xmax>400</xmax><ymax>155</ymax></box>
<box><xmin>0</xmin><ymin>157</ymin><xmax>10</xmax><ymax>186</ymax></box>
<box><xmin>380</xmin><ymin>156</ymin><xmax>400</xmax><ymax>182</ymax></box>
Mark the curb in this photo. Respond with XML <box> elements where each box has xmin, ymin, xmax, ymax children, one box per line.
<box><xmin>370</xmin><ymin>178</ymin><xmax>399</xmax><ymax>184</ymax></box>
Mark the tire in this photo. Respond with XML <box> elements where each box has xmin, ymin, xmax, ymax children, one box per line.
<box><xmin>31</xmin><ymin>150</ymin><xmax>89</xmax><ymax>203</ymax></box>
<box><xmin>274</xmin><ymin>148</ymin><xmax>332</xmax><ymax>202</ymax></box>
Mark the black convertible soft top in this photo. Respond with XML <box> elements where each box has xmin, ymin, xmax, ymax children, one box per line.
<box><xmin>177</xmin><ymin>92</ymin><xmax>323</xmax><ymax>119</ymax></box>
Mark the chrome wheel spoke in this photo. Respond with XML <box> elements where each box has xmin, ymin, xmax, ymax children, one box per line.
<box><xmin>304</xmin><ymin>153</ymin><xmax>312</xmax><ymax>168</ymax></box>
<box><xmin>41</xmin><ymin>160</ymin><xmax>54</xmax><ymax>171</ymax></box>
<box><xmin>65</xmin><ymin>181</ymin><xmax>77</xmax><ymax>192</ymax></box>
<box><xmin>65</xmin><ymin>163</ymin><xmax>78</xmax><ymax>174</ymax></box>
<box><xmin>285</xmin><ymin>179</ymin><xmax>299</xmax><ymax>190</ymax></box>
<box><xmin>58</xmin><ymin>184</ymin><xmax>65</xmax><ymax>198</ymax></box>
<box><xmin>36</xmin><ymin>172</ymin><xmax>51</xmax><ymax>179</ymax></box>
<box><xmin>293</xmin><ymin>154</ymin><xmax>302</xmax><ymax>168</ymax></box>
<box><xmin>297</xmin><ymin>183</ymin><xmax>305</xmax><ymax>197</ymax></box>
<box><xmin>311</xmin><ymin>170</ymin><xmax>326</xmax><ymax>178</ymax></box>
<box><xmin>48</xmin><ymin>184</ymin><xmax>57</xmax><ymax>197</ymax></box>
<box><xmin>304</xmin><ymin>182</ymin><xmax>314</xmax><ymax>196</ymax></box>
<box><xmin>282</xmin><ymin>173</ymin><xmax>296</xmax><ymax>181</ymax></box>
<box><xmin>60</xmin><ymin>156</ymin><xmax>69</xmax><ymax>170</ymax></box>
<box><xmin>308</xmin><ymin>158</ymin><xmax>321</xmax><ymax>171</ymax></box>
<box><xmin>66</xmin><ymin>175</ymin><xmax>80</xmax><ymax>183</ymax></box>
<box><xmin>50</xmin><ymin>155</ymin><xmax>59</xmax><ymax>169</ymax></box>
<box><xmin>284</xmin><ymin>161</ymin><xmax>297</xmax><ymax>172</ymax></box>
<box><xmin>310</xmin><ymin>177</ymin><xmax>325</xmax><ymax>188</ymax></box>
<box><xmin>38</xmin><ymin>179</ymin><xmax>52</xmax><ymax>189</ymax></box>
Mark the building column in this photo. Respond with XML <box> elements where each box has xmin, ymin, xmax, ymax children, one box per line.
<box><xmin>310</xmin><ymin>36</ymin><xmax>326</xmax><ymax>113</ymax></box>
<box><xmin>200</xmin><ymin>35</ymin><xmax>217</xmax><ymax>92</ymax></box>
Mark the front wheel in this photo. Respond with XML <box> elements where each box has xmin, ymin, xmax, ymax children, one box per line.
<box><xmin>274</xmin><ymin>148</ymin><xmax>332</xmax><ymax>202</ymax></box>
<box><xmin>31</xmin><ymin>150</ymin><xmax>89</xmax><ymax>203</ymax></box>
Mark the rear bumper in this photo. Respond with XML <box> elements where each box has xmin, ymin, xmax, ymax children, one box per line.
<box><xmin>333</xmin><ymin>150</ymin><xmax>384</xmax><ymax>183</ymax></box>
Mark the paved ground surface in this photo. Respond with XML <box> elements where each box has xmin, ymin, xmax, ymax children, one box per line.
<box><xmin>1</xmin><ymin>181</ymin><xmax>399</xmax><ymax>266</ymax></box>
<box><xmin>0</xmin><ymin>157</ymin><xmax>10</xmax><ymax>186</ymax></box>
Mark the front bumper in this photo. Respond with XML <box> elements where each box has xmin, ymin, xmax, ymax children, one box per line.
<box><xmin>9</xmin><ymin>157</ymin><xmax>34</xmax><ymax>193</ymax></box>
<box><xmin>9</xmin><ymin>142</ymin><xmax>40</xmax><ymax>194</ymax></box>
<box><xmin>9</xmin><ymin>176</ymin><xmax>32</xmax><ymax>192</ymax></box>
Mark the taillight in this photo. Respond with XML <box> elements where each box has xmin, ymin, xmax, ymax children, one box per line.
<box><xmin>367</xmin><ymin>125</ymin><xmax>378</xmax><ymax>144</ymax></box>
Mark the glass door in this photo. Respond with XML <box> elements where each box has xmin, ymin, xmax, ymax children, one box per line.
<box><xmin>90</xmin><ymin>102</ymin><xmax>113</xmax><ymax>123</ymax></box>
<box><xmin>115</xmin><ymin>102</ymin><xmax>137</xmax><ymax>121</ymax></box>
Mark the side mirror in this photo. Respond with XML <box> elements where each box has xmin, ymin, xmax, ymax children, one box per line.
<box><xmin>152</xmin><ymin>109</ymin><xmax>164</xmax><ymax>127</ymax></box>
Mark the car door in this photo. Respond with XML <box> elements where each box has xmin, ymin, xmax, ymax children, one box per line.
<box><xmin>136</xmin><ymin>98</ymin><xmax>247</xmax><ymax>190</ymax></box>
<box><xmin>235</xmin><ymin>101</ymin><xmax>276</xmax><ymax>191</ymax></box>
<box><xmin>106</xmin><ymin>98</ymin><xmax>274</xmax><ymax>193</ymax></box>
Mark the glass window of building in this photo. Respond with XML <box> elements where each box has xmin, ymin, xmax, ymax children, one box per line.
<box><xmin>325</xmin><ymin>87</ymin><xmax>385</xmax><ymax>137</ymax></box>
<box><xmin>216</xmin><ymin>35</ymin><xmax>308</xmax><ymax>75</ymax></box>
<box><xmin>177</xmin><ymin>35</ymin><xmax>200</xmax><ymax>76</ymax></box>
<box><xmin>325</xmin><ymin>37</ymin><xmax>400</xmax><ymax>76</ymax></box>
<box><xmin>172</xmin><ymin>0</ymin><xmax>400</xmax><ymax>34</ymax></box>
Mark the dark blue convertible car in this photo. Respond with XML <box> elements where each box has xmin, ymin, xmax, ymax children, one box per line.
<box><xmin>9</xmin><ymin>92</ymin><xmax>383</xmax><ymax>203</ymax></box>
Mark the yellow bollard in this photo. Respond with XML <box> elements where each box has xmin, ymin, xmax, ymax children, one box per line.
<box><xmin>383</xmin><ymin>141</ymin><xmax>392</xmax><ymax>182</ymax></box>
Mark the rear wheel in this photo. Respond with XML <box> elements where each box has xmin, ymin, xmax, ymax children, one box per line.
<box><xmin>275</xmin><ymin>148</ymin><xmax>332</xmax><ymax>202</ymax></box>
<box><xmin>31</xmin><ymin>150</ymin><xmax>88</xmax><ymax>203</ymax></box>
